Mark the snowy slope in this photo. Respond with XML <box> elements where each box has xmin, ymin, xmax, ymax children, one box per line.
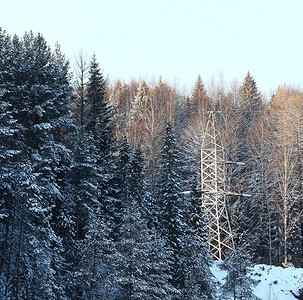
<box><xmin>211</xmin><ymin>262</ymin><xmax>303</xmax><ymax>300</ymax></box>
<box><xmin>251</xmin><ymin>264</ymin><xmax>303</xmax><ymax>300</ymax></box>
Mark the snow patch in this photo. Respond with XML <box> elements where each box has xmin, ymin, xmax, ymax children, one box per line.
<box><xmin>211</xmin><ymin>262</ymin><xmax>303</xmax><ymax>300</ymax></box>
<box><xmin>251</xmin><ymin>264</ymin><xmax>303</xmax><ymax>300</ymax></box>
<box><xmin>210</xmin><ymin>261</ymin><xmax>227</xmax><ymax>284</ymax></box>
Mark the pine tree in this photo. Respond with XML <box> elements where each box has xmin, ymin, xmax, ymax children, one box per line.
<box><xmin>85</xmin><ymin>55</ymin><xmax>118</xmax><ymax>229</ymax></box>
<box><xmin>85</xmin><ymin>54</ymin><xmax>106</xmax><ymax>137</ymax></box>
<box><xmin>158</xmin><ymin>123</ymin><xmax>186</xmax><ymax>292</ymax></box>
<box><xmin>68</xmin><ymin>129</ymin><xmax>115</xmax><ymax>299</ymax></box>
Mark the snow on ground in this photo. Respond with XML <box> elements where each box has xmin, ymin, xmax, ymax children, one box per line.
<box><xmin>211</xmin><ymin>261</ymin><xmax>303</xmax><ymax>300</ymax></box>
<box><xmin>251</xmin><ymin>264</ymin><xmax>303</xmax><ymax>300</ymax></box>
<box><xmin>210</xmin><ymin>261</ymin><xmax>227</xmax><ymax>284</ymax></box>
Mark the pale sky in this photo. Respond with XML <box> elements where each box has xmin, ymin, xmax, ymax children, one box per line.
<box><xmin>1</xmin><ymin>0</ymin><xmax>303</xmax><ymax>95</ymax></box>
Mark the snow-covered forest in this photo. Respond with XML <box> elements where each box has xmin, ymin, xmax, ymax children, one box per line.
<box><xmin>0</xmin><ymin>29</ymin><xmax>303</xmax><ymax>299</ymax></box>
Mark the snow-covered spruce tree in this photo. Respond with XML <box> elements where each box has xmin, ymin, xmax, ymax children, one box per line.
<box><xmin>0</xmin><ymin>30</ymin><xmax>74</xmax><ymax>299</ymax></box>
<box><xmin>85</xmin><ymin>54</ymin><xmax>115</xmax><ymax>159</ymax></box>
<box><xmin>109</xmin><ymin>137</ymin><xmax>131</xmax><ymax>243</ymax></box>
<box><xmin>0</xmin><ymin>29</ymin><xmax>21</xmax><ymax>286</ymax></box>
<box><xmin>133</xmin><ymin>146</ymin><xmax>178</xmax><ymax>299</ymax></box>
<box><xmin>157</xmin><ymin>122</ymin><xmax>186</xmax><ymax>293</ymax></box>
<box><xmin>112</xmin><ymin>144</ymin><xmax>175</xmax><ymax>299</ymax></box>
<box><xmin>187</xmin><ymin>181</ymin><xmax>204</xmax><ymax>238</ymax></box>
<box><xmin>233</xmin><ymin>72</ymin><xmax>268</xmax><ymax>266</ymax></box>
<box><xmin>85</xmin><ymin>54</ymin><xmax>107</xmax><ymax>138</ymax></box>
<box><xmin>69</xmin><ymin>130</ymin><xmax>101</xmax><ymax>241</ymax></box>
<box><xmin>85</xmin><ymin>55</ymin><xmax>118</xmax><ymax>229</ymax></box>
<box><xmin>80</xmin><ymin>205</ymin><xmax>113</xmax><ymax>300</ymax></box>
<box><xmin>68</xmin><ymin>128</ymin><xmax>113</xmax><ymax>299</ymax></box>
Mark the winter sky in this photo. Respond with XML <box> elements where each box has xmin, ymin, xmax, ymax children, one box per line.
<box><xmin>1</xmin><ymin>0</ymin><xmax>303</xmax><ymax>95</ymax></box>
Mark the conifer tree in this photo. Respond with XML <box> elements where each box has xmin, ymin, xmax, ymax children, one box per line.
<box><xmin>0</xmin><ymin>30</ymin><xmax>73</xmax><ymax>299</ymax></box>
<box><xmin>239</xmin><ymin>71</ymin><xmax>261</xmax><ymax>102</ymax></box>
<box><xmin>114</xmin><ymin>145</ymin><xmax>176</xmax><ymax>299</ymax></box>
<box><xmin>238</xmin><ymin>72</ymin><xmax>262</xmax><ymax>129</ymax></box>
<box><xmin>158</xmin><ymin>123</ymin><xmax>186</xmax><ymax>291</ymax></box>
<box><xmin>70</xmin><ymin>130</ymin><xmax>101</xmax><ymax>240</ymax></box>
<box><xmin>0</xmin><ymin>30</ymin><xmax>21</xmax><ymax>278</ymax></box>
<box><xmin>85</xmin><ymin>55</ymin><xmax>117</xmax><ymax>227</ymax></box>
<box><xmin>236</xmin><ymin>72</ymin><xmax>263</xmax><ymax>171</ymax></box>
<box><xmin>68</xmin><ymin>129</ymin><xmax>114</xmax><ymax>299</ymax></box>
<box><xmin>85</xmin><ymin>54</ymin><xmax>115</xmax><ymax>156</ymax></box>
<box><xmin>85</xmin><ymin>54</ymin><xmax>106</xmax><ymax>137</ymax></box>
<box><xmin>191</xmin><ymin>75</ymin><xmax>210</xmax><ymax>115</ymax></box>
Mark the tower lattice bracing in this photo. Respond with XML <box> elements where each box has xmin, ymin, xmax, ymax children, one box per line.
<box><xmin>200</xmin><ymin>112</ymin><xmax>235</xmax><ymax>260</ymax></box>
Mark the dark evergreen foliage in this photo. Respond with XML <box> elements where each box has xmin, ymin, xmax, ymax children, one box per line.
<box><xmin>0</xmin><ymin>29</ymin><xmax>73</xmax><ymax>299</ymax></box>
<box><xmin>158</xmin><ymin>123</ymin><xmax>185</xmax><ymax>291</ymax></box>
<box><xmin>158</xmin><ymin>123</ymin><xmax>215</xmax><ymax>298</ymax></box>
<box><xmin>114</xmin><ymin>144</ymin><xmax>176</xmax><ymax>299</ymax></box>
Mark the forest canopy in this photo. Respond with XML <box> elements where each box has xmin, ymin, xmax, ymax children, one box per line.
<box><xmin>0</xmin><ymin>29</ymin><xmax>302</xmax><ymax>299</ymax></box>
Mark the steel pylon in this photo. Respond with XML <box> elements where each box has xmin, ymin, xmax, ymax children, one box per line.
<box><xmin>200</xmin><ymin>112</ymin><xmax>235</xmax><ymax>260</ymax></box>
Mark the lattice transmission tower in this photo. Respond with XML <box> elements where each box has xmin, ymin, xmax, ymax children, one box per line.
<box><xmin>200</xmin><ymin>112</ymin><xmax>249</xmax><ymax>260</ymax></box>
